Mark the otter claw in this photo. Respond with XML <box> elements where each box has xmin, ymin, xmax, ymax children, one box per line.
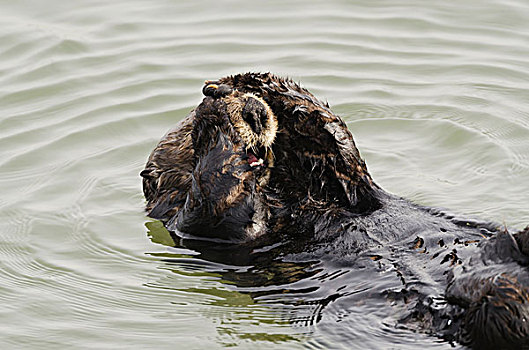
<box><xmin>202</xmin><ymin>82</ymin><xmax>233</xmax><ymax>98</ymax></box>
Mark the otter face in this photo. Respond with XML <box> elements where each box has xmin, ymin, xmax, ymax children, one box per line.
<box><xmin>202</xmin><ymin>83</ymin><xmax>278</xmax><ymax>180</ymax></box>
<box><xmin>224</xmin><ymin>92</ymin><xmax>277</xmax><ymax>176</ymax></box>
<box><xmin>170</xmin><ymin>86</ymin><xmax>278</xmax><ymax>241</ymax></box>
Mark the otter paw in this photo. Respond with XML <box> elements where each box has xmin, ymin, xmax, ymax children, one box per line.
<box><xmin>202</xmin><ymin>81</ymin><xmax>233</xmax><ymax>98</ymax></box>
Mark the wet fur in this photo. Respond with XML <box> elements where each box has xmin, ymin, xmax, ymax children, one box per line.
<box><xmin>142</xmin><ymin>72</ymin><xmax>529</xmax><ymax>348</ymax></box>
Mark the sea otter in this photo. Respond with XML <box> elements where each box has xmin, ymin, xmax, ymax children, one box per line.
<box><xmin>141</xmin><ymin>72</ymin><xmax>529</xmax><ymax>349</ymax></box>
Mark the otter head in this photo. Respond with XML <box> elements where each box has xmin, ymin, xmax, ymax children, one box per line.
<box><xmin>171</xmin><ymin>83</ymin><xmax>278</xmax><ymax>241</ymax></box>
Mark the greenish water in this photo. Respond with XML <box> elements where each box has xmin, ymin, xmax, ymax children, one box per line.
<box><xmin>1</xmin><ymin>0</ymin><xmax>528</xmax><ymax>349</ymax></box>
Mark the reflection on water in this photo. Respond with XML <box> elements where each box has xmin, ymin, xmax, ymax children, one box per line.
<box><xmin>145</xmin><ymin>221</ymin><xmax>462</xmax><ymax>349</ymax></box>
<box><xmin>1</xmin><ymin>0</ymin><xmax>528</xmax><ymax>348</ymax></box>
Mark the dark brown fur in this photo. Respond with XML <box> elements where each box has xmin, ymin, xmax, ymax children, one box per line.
<box><xmin>142</xmin><ymin>72</ymin><xmax>529</xmax><ymax>348</ymax></box>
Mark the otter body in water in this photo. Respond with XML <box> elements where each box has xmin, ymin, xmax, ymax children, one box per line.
<box><xmin>141</xmin><ymin>73</ymin><xmax>529</xmax><ymax>349</ymax></box>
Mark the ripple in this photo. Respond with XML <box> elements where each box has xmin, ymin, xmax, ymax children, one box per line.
<box><xmin>0</xmin><ymin>0</ymin><xmax>528</xmax><ymax>349</ymax></box>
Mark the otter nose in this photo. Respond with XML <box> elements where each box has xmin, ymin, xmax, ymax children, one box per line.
<box><xmin>244</xmin><ymin>111</ymin><xmax>263</xmax><ymax>133</ymax></box>
<box><xmin>242</xmin><ymin>98</ymin><xmax>267</xmax><ymax>134</ymax></box>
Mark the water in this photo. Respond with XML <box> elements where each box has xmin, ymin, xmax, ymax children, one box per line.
<box><xmin>1</xmin><ymin>0</ymin><xmax>528</xmax><ymax>348</ymax></box>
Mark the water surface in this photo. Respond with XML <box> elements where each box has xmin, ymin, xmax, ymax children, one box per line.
<box><xmin>1</xmin><ymin>0</ymin><xmax>528</xmax><ymax>349</ymax></box>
